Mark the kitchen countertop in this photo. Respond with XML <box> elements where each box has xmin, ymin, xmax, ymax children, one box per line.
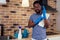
<box><xmin>11</xmin><ymin>34</ymin><xmax>60</xmax><ymax>40</ymax></box>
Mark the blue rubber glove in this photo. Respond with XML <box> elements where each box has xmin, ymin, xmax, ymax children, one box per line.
<box><xmin>34</xmin><ymin>6</ymin><xmax>46</xmax><ymax>25</ymax></box>
<box><xmin>43</xmin><ymin>6</ymin><xmax>46</xmax><ymax>19</ymax></box>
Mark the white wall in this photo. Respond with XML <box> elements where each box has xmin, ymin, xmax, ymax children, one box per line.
<box><xmin>56</xmin><ymin>0</ymin><xmax>60</xmax><ymax>32</ymax></box>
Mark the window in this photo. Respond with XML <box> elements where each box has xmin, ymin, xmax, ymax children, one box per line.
<box><xmin>22</xmin><ymin>0</ymin><xmax>29</xmax><ymax>7</ymax></box>
<box><xmin>0</xmin><ymin>0</ymin><xmax>6</xmax><ymax>5</ymax></box>
<box><xmin>37</xmin><ymin>0</ymin><xmax>57</xmax><ymax>12</ymax></box>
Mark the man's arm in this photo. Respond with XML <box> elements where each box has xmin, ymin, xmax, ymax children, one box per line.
<box><xmin>28</xmin><ymin>20</ymin><xmax>35</xmax><ymax>28</ymax></box>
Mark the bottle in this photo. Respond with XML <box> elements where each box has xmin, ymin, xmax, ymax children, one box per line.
<box><xmin>22</xmin><ymin>27</ymin><xmax>29</xmax><ymax>38</ymax></box>
<box><xmin>14</xmin><ymin>30</ymin><xmax>18</xmax><ymax>39</ymax></box>
<box><xmin>7</xmin><ymin>36</ymin><xmax>10</xmax><ymax>40</ymax></box>
<box><xmin>18</xmin><ymin>26</ymin><xmax>22</xmax><ymax>40</ymax></box>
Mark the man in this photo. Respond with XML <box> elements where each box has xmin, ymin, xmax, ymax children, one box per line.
<box><xmin>28</xmin><ymin>1</ymin><xmax>49</xmax><ymax>40</ymax></box>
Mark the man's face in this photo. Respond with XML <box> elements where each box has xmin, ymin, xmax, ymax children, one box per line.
<box><xmin>34</xmin><ymin>3</ymin><xmax>42</xmax><ymax>14</ymax></box>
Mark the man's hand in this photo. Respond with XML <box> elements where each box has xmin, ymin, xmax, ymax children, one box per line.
<box><xmin>44</xmin><ymin>19</ymin><xmax>49</xmax><ymax>29</ymax></box>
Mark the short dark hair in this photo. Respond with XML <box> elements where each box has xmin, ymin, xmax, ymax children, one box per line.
<box><xmin>33</xmin><ymin>1</ymin><xmax>42</xmax><ymax>7</ymax></box>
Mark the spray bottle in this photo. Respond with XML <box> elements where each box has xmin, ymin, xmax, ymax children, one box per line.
<box><xmin>18</xmin><ymin>26</ymin><xmax>22</xmax><ymax>40</ymax></box>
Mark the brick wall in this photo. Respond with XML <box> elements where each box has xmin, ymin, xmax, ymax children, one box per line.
<box><xmin>0</xmin><ymin>0</ymin><xmax>57</xmax><ymax>38</ymax></box>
